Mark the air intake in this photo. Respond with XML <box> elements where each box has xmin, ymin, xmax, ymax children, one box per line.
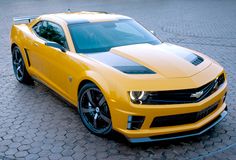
<box><xmin>127</xmin><ymin>116</ymin><xmax>145</xmax><ymax>130</ymax></box>
<box><xmin>191</xmin><ymin>56</ymin><xmax>204</xmax><ymax>65</ymax></box>
<box><xmin>184</xmin><ymin>53</ymin><xmax>204</xmax><ymax>66</ymax></box>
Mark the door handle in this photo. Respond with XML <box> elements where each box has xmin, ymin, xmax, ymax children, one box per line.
<box><xmin>34</xmin><ymin>43</ymin><xmax>39</xmax><ymax>47</ymax></box>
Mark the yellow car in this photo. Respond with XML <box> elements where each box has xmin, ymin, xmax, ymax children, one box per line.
<box><xmin>11</xmin><ymin>11</ymin><xmax>228</xmax><ymax>143</ymax></box>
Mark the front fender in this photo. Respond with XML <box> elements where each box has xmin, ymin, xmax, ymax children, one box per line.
<box><xmin>80</xmin><ymin>70</ymin><xmax>112</xmax><ymax>99</ymax></box>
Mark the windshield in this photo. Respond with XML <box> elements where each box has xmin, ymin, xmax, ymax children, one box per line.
<box><xmin>69</xmin><ymin>19</ymin><xmax>161</xmax><ymax>53</ymax></box>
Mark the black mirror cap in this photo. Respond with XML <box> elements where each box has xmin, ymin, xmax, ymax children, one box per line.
<box><xmin>45</xmin><ymin>41</ymin><xmax>66</xmax><ymax>52</ymax></box>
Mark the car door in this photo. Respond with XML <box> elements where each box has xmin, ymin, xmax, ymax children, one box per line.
<box><xmin>38</xmin><ymin>21</ymin><xmax>73</xmax><ymax>101</ymax></box>
<box><xmin>28</xmin><ymin>21</ymin><xmax>51</xmax><ymax>82</ymax></box>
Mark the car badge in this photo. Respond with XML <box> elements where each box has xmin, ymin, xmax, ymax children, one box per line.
<box><xmin>190</xmin><ymin>91</ymin><xmax>204</xmax><ymax>98</ymax></box>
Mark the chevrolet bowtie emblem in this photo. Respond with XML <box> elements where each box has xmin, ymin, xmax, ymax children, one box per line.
<box><xmin>190</xmin><ymin>91</ymin><xmax>204</xmax><ymax>98</ymax></box>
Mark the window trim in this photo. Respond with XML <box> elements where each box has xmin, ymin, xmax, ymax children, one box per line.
<box><xmin>32</xmin><ymin>20</ymin><xmax>69</xmax><ymax>51</ymax></box>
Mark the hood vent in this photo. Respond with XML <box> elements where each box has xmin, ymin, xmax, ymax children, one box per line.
<box><xmin>191</xmin><ymin>56</ymin><xmax>204</xmax><ymax>66</ymax></box>
<box><xmin>184</xmin><ymin>53</ymin><xmax>204</xmax><ymax>66</ymax></box>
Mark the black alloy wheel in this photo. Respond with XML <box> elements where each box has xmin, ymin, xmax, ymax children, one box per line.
<box><xmin>78</xmin><ymin>83</ymin><xmax>112</xmax><ymax>136</ymax></box>
<box><xmin>12</xmin><ymin>46</ymin><xmax>32</xmax><ymax>84</ymax></box>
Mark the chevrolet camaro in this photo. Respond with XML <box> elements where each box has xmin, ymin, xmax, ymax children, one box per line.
<box><xmin>10</xmin><ymin>11</ymin><xmax>228</xmax><ymax>143</ymax></box>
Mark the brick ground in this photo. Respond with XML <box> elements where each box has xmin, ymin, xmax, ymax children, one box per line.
<box><xmin>0</xmin><ymin>0</ymin><xmax>236</xmax><ymax>159</ymax></box>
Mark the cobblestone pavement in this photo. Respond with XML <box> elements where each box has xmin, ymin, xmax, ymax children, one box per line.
<box><xmin>0</xmin><ymin>0</ymin><xmax>236</xmax><ymax>159</ymax></box>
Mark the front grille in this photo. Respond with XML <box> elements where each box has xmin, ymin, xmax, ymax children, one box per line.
<box><xmin>150</xmin><ymin>102</ymin><xmax>219</xmax><ymax>128</ymax></box>
<box><xmin>142</xmin><ymin>73</ymin><xmax>225</xmax><ymax>105</ymax></box>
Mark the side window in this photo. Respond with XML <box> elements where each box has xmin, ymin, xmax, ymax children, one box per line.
<box><xmin>46</xmin><ymin>22</ymin><xmax>68</xmax><ymax>49</ymax></box>
<box><xmin>32</xmin><ymin>21</ymin><xmax>48</xmax><ymax>39</ymax></box>
<box><xmin>32</xmin><ymin>21</ymin><xmax>68</xmax><ymax>49</ymax></box>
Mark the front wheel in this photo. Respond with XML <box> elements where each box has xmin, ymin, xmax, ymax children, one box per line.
<box><xmin>78</xmin><ymin>83</ymin><xmax>112</xmax><ymax>136</ymax></box>
<box><xmin>12</xmin><ymin>46</ymin><xmax>33</xmax><ymax>84</ymax></box>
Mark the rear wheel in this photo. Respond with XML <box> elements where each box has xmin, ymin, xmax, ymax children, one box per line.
<box><xmin>12</xmin><ymin>46</ymin><xmax>33</xmax><ymax>84</ymax></box>
<box><xmin>78</xmin><ymin>83</ymin><xmax>112</xmax><ymax>136</ymax></box>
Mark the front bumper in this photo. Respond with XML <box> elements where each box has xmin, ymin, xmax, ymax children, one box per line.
<box><xmin>129</xmin><ymin>109</ymin><xmax>227</xmax><ymax>143</ymax></box>
<box><xmin>110</xmin><ymin>81</ymin><xmax>227</xmax><ymax>142</ymax></box>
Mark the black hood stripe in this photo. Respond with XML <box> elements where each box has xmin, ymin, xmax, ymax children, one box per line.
<box><xmin>163</xmin><ymin>43</ymin><xmax>204</xmax><ymax>66</ymax></box>
<box><xmin>88</xmin><ymin>52</ymin><xmax>155</xmax><ymax>74</ymax></box>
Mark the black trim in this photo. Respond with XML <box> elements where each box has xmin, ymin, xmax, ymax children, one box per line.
<box><xmin>184</xmin><ymin>53</ymin><xmax>204</xmax><ymax>66</ymax></box>
<box><xmin>191</xmin><ymin>56</ymin><xmax>204</xmax><ymax>65</ymax></box>
<box><xmin>24</xmin><ymin>49</ymin><xmax>31</xmax><ymax>67</ymax></box>
<box><xmin>128</xmin><ymin>110</ymin><xmax>227</xmax><ymax>143</ymax></box>
<box><xmin>127</xmin><ymin>116</ymin><xmax>145</xmax><ymax>130</ymax></box>
<box><xmin>150</xmin><ymin>102</ymin><xmax>218</xmax><ymax>127</ymax></box>
<box><xmin>114</xmin><ymin>66</ymin><xmax>155</xmax><ymax>74</ymax></box>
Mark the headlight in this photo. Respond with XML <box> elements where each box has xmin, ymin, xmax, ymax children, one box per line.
<box><xmin>129</xmin><ymin>91</ymin><xmax>148</xmax><ymax>103</ymax></box>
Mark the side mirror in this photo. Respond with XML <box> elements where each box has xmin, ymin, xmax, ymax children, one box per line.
<box><xmin>45</xmin><ymin>41</ymin><xmax>66</xmax><ymax>52</ymax></box>
<box><xmin>150</xmin><ymin>30</ymin><xmax>156</xmax><ymax>36</ymax></box>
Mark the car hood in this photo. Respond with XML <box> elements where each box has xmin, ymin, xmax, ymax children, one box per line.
<box><xmin>88</xmin><ymin>43</ymin><xmax>212</xmax><ymax>78</ymax></box>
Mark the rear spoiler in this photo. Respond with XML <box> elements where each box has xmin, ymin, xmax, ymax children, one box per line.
<box><xmin>13</xmin><ymin>15</ymin><xmax>38</xmax><ymax>24</ymax></box>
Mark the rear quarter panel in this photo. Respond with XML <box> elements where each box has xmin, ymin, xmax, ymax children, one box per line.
<box><xmin>11</xmin><ymin>24</ymin><xmax>33</xmax><ymax>69</ymax></box>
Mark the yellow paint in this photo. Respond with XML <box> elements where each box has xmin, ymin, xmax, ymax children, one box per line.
<box><xmin>10</xmin><ymin>12</ymin><xmax>228</xmax><ymax>139</ymax></box>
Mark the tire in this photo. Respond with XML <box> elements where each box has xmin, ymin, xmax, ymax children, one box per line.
<box><xmin>12</xmin><ymin>46</ymin><xmax>33</xmax><ymax>84</ymax></box>
<box><xmin>78</xmin><ymin>82</ymin><xmax>112</xmax><ymax>136</ymax></box>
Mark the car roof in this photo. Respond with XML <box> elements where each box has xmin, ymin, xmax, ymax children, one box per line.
<box><xmin>41</xmin><ymin>11</ymin><xmax>132</xmax><ymax>25</ymax></box>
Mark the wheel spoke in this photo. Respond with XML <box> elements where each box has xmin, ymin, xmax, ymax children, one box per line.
<box><xmin>81</xmin><ymin>107</ymin><xmax>95</xmax><ymax>113</ymax></box>
<box><xmin>93</xmin><ymin>113</ymin><xmax>98</xmax><ymax>128</ymax></box>
<box><xmin>19</xmin><ymin>69</ymin><xmax>23</xmax><ymax>76</ymax></box>
<box><xmin>17</xmin><ymin>66</ymin><xmax>23</xmax><ymax>76</ymax></box>
<box><xmin>18</xmin><ymin>58</ymin><xmax>22</xmax><ymax>64</ymax></box>
<box><xmin>100</xmin><ymin>112</ymin><xmax>111</xmax><ymax>124</ymax></box>
<box><xmin>98</xmin><ymin>96</ymin><xmax>105</xmax><ymax>107</ymax></box>
<box><xmin>86</xmin><ymin>90</ymin><xmax>96</xmax><ymax>106</ymax></box>
<box><xmin>13</xmin><ymin>61</ymin><xmax>19</xmax><ymax>65</ymax></box>
<box><xmin>17</xmin><ymin>66</ymin><xmax>21</xmax><ymax>71</ymax></box>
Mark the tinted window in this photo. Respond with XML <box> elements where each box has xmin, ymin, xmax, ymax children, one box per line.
<box><xmin>69</xmin><ymin>19</ymin><xmax>161</xmax><ymax>53</ymax></box>
<box><xmin>33</xmin><ymin>21</ymin><xmax>68</xmax><ymax>49</ymax></box>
